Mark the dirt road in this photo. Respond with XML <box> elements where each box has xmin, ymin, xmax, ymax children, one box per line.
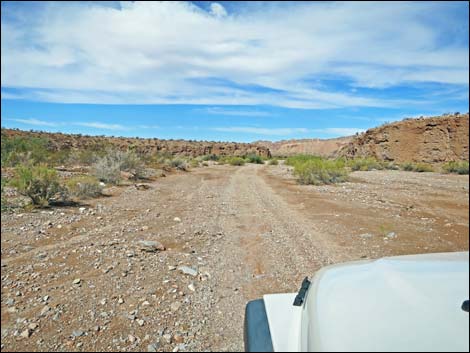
<box><xmin>1</xmin><ymin>164</ymin><xmax>468</xmax><ymax>351</ymax></box>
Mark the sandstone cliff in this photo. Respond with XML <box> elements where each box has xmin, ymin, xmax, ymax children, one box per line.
<box><xmin>337</xmin><ymin>113</ymin><xmax>469</xmax><ymax>163</ymax></box>
<box><xmin>255</xmin><ymin>136</ymin><xmax>352</xmax><ymax>157</ymax></box>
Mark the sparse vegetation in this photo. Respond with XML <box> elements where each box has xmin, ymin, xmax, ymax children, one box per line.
<box><xmin>9</xmin><ymin>164</ymin><xmax>68</xmax><ymax>207</ymax></box>
<box><xmin>401</xmin><ymin>162</ymin><xmax>434</xmax><ymax>172</ymax></box>
<box><xmin>1</xmin><ymin>134</ymin><xmax>50</xmax><ymax>167</ymax></box>
<box><xmin>227</xmin><ymin>157</ymin><xmax>245</xmax><ymax>166</ymax></box>
<box><xmin>245</xmin><ymin>154</ymin><xmax>264</xmax><ymax>164</ymax></box>
<box><xmin>268</xmin><ymin>158</ymin><xmax>279</xmax><ymax>165</ymax></box>
<box><xmin>348</xmin><ymin>157</ymin><xmax>384</xmax><ymax>171</ymax></box>
<box><xmin>66</xmin><ymin>175</ymin><xmax>103</xmax><ymax>199</ymax></box>
<box><xmin>286</xmin><ymin>155</ymin><xmax>348</xmax><ymax>185</ymax></box>
<box><xmin>442</xmin><ymin>161</ymin><xmax>469</xmax><ymax>175</ymax></box>
<box><xmin>170</xmin><ymin>158</ymin><xmax>188</xmax><ymax>171</ymax></box>
<box><xmin>92</xmin><ymin>149</ymin><xmax>145</xmax><ymax>184</ymax></box>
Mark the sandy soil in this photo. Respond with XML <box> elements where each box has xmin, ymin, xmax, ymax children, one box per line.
<box><xmin>1</xmin><ymin>164</ymin><xmax>468</xmax><ymax>352</ymax></box>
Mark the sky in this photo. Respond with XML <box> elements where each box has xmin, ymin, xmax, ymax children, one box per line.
<box><xmin>1</xmin><ymin>1</ymin><xmax>469</xmax><ymax>142</ymax></box>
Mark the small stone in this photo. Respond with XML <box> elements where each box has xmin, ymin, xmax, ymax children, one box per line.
<box><xmin>147</xmin><ymin>343</ymin><xmax>160</xmax><ymax>352</ymax></box>
<box><xmin>128</xmin><ymin>314</ymin><xmax>136</xmax><ymax>321</ymax></box>
<box><xmin>128</xmin><ymin>334</ymin><xmax>136</xmax><ymax>343</ymax></box>
<box><xmin>163</xmin><ymin>334</ymin><xmax>172</xmax><ymax>344</ymax></box>
<box><xmin>79</xmin><ymin>207</ymin><xmax>86</xmax><ymax>214</ymax></box>
<box><xmin>39</xmin><ymin>305</ymin><xmax>51</xmax><ymax>316</ymax></box>
<box><xmin>386</xmin><ymin>232</ymin><xmax>397</xmax><ymax>239</ymax></box>
<box><xmin>137</xmin><ymin>319</ymin><xmax>145</xmax><ymax>327</ymax></box>
<box><xmin>170</xmin><ymin>302</ymin><xmax>182</xmax><ymax>312</ymax></box>
<box><xmin>118</xmin><ymin>298</ymin><xmax>124</xmax><ymax>304</ymax></box>
<box><xmin>142</xmin><ymin>301</ymin><xmax>150</xmax><ymax>306</ymax></box>
<box><xmin>28</xmin><ymin>323</ymin><xmax>38</xmax><ymax>331</ymax></box>
<box><xmin>173</xmin><ymin>333</ymin><xmax>184</xmax><ymax>344</ymax></box>
<box><xmin>72</xmin><ymin>330</ymin><xmax>85</xmax><ymax>337</ymax></box>
<box><xmin>168</xmin><ymin>266</ymin><xmax>176</xmax><ymax>271</ymax></box>
<box><xmin>20</xmin><ymin>329</ymin><xmax>32</xmax><ymax>338</ymax></box>
<box><xmin>138</xmin><ymin>240</ymin><xmax>166</xmax><ymax>253</ymax></box>
<box><xmin>173</xmin><ymin>217</ymin><xmax>181</xmax><ymax>222</ymax></box>
<box><xmin>73</xmin><ymin>278</ymin><xmax>81</xmax><ymax>285</ymax></box>
<box><xmin>57</xmin><ymin>224</ymin><xmax>62</xmax><ymax>229</ymax></box>
<box><xmin>188</xmin><ymin>283</ymin><xmax>196</xmax><ymax>292</ymax></box>
<box><xmin>177</xmin><ymin>266</ymin><xmax>198</xmax><ymax>277</ymax></box>
<box><xmin>100</xmin><ymin>299</ymin><xmax>107</xmax><ymax>305</ymax></box>
<box><xmin>76</xmin><ymin>342</ymin><xmax>83</xmax><ymax>348</ymax></box>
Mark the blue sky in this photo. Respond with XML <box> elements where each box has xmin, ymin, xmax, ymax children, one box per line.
<box><xmin>1</xmin><ymin>1</ymin><xmax>469</xmax><ymax>142</ymax></box>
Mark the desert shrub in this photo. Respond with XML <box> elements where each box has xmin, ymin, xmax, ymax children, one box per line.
<box><xmin>66</xmin><ymin>175</ymin><xmax>103</xmax><ymax>199</ymax></box>
<box><xmin>348</xmin><ymin>157</ymin><xmax>384</xmax><ymax>171</ymax></box>
<box><xmin>227</xmin><ymin>157</ymin><xmax>245</xmax><ymax>166</ymax></box>
<box><xmin>92</xmin><ymin>149</ymin><xmax>145</xmax><ymax>184</ymax></box>
<box><xmin>286</xmin><ymin>154</ymin><xmax>322</xmax><ymax>167</ymax></box>
<box><xmin>401</xmin><ymin>162</ymin><xmax>434</xmax><ymax>172</ymax></box>
<box><xmin>268</xmin><ymin>158</ymin><xmax>279</xmax><ymax>165</ymax></box>
<box><xmin>9</xmin><ymin>165</ymin><xmax>68</xmax><ymax>207</ymax></box>
<box><xmin>442</xmin><ymin>161</ymin><xmax>469</xmax><ymax>175</ymax></box>
<box><xmin>294</xmin><ymin>158</ymin><xmax>348</xmax><ymax>185</ymax></box>
<box><xmin>245</xmin><ymin>154</ymin><xmax>264</xmax><ymax>164</ymax></box>
<box><xmin>202</xmin><ymin>161</ymin><xmax>209</xmax><ymax>167</ymax></box>
<box><xmin>414</xmin><ymin>163</ymin><xmax>434</xmax><ymax>172</ymax></box>
<box><xmin>381</xmin><ymin>161</ymin><xmax>400</xmax><ymax>170</ymax></box>
<box><xmin>201</xmin><ymin>154</ymin><xmax>219</xmax><ymax>161</ymax></box>
<box><xmin>170</xmin><ymin>158</ymin><xmax>188</xmax><ymax>171</ymax></box>
<box><xmin>402</xmin><ymin>162</ymin><xmax>415</xmax><ymax>171</ymax></box>
<box><xmin>1</xmin><ymin>134</ymin><xmax>50</xmax><ymax>167</ymax></box>
<box><xmin>189</xmin><ymin>159</ymin><xmax>199</xmax><ymax>168</ymax></box>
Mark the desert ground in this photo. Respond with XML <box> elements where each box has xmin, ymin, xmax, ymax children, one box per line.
<box><xmin>1</xmin><ymin>163</ymin><xmax>468</xmax><ymax>352</ymax></box>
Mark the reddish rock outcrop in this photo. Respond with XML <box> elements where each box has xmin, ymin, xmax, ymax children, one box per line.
<box><xmin>1</xmin><ymin>129</ymin><xmax>271</xmax><ymax>158</ymax></box>
<box><xmin>255</xmin><ymin>136</ymin><xmax>352</xmax><ymax>157</ymax></box>
<box><xmin>337</xmin><ymin>113</ymin><xmax>469</xmax><ymax>163</ymax></box>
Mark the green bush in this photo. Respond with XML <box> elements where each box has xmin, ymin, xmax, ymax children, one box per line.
<box><xmin>402</xmin><ymin>162</ymin><xmax>415</xmax><ymax>171</ymax></box>
<box><xmin>294</xmin><ymin>158</ymin><xmax>348</xmax><ymax>185</ymax></box>
<box><xmin>442</xmin><ymin>161</ymin><xmax>469</xmax><ymax>175</ymax></box>
<box><xmin>1</xmin><ymin>134</ymin><xmax>50</xmax><ymax>167</ymax></box>
<box><xmin>10</xmin><ymin>165</ymin><xmax>68</xmax><ymax>207</ymax></box>
<box><xmin>227</xmin><ymin>157</ymin><xmax>245</xmax><ymax>166</ymax></box>
<box><xmin>348</xmin><ymin>157</ymin><xmax>384</xmax><ymax>171</ymax></box>
<box><xmin>245</xmin><ymin>154</ymin><xmax>264</xmax><ymax>164</ymax></box>
<box><xmin>287</xmin><ymin>156</ymin><xmax>348</xmax><ymax>185</ymax></box>
<box><xmin>268</xmin><ymin>159</ymin><xmax>279</xmax><ymax>165</ymax></box>
<box><xmin>66</xmin><ymin>175</ymin><xmax>103</xmax><ymax>199</ymax></box>
<box><xmin>414</xmin><ymin>163</ymin><xmax>434</xmax><ymax>172</ymax></box>
<box><xmin>201</xmin><ymin>154</ymin><xmax>219</xmax><ymax>161</ymax></box>
<box><xmin>401</xmin><ymin>162</ymin><xmax>434</xmax><ymax>172</ymax></box>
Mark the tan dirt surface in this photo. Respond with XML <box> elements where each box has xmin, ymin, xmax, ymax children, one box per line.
<box><xmin>1</xmin><ymin>164</ymin><xmax>468</xmax><ymax>351</ymax></box>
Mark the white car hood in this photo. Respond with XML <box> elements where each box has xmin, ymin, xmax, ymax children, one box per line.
<box><xmin>302</xmin><ymin>251</ymin><xmax>469</xmax><ymax>352</ymax></box>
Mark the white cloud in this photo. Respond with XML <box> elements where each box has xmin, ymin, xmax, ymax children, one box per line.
<box><xmin>213</xmin><ymin>127</ymin><xmax>309</xmax><ymax>136</ymax></box>
<box><xmin>204</xmin><ymin>107</ymin><xmax>272</xmax><ymax>117</ymax></box>
<box><xmin>73</xmin><ymin>122</ymin><xmax>125</xmax><ymax>130</ymax></box>
<box><xmin>1</xmin><ymin>1</ymin><xmax>468</xmax><ymax>107</ymax></box>
<box><xmin>6</xmin><ymin>118</ymin><xmax>59</xmax><ymax>127</ymax></box>
<box><xmin>210</xmin><ymin>3</ymin><xmax>227</xmax><ymax>18</ymax></box>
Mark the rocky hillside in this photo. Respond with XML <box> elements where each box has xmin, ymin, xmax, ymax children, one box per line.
<box><xmin>255</xmin><ymin>136</ymin><xmax>352</xmax><ymax>157</ymax></box>
<box><xmin>338</xmin><ymin>113</ymin><xmax>469</xmax><ymax>163</ymax></box>
<box><xmin>2</xmin><ymin>129</ymin><xmax>271</xmax><ymax>158</ymax></box>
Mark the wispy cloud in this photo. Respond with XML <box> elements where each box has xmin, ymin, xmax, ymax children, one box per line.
<box><xmin>1</xmin><ymin>1</ymin><xmax>467</xmax><ymax>108</ymax></box>
<box><xmin>204</xmin><ymin>107</ymin><xmax>272</xmax><ymax>117</ymax></box>
<box><xmin>73</xmin><ymin>122</ymin><xmax>125</xmax><ymax>130</ymax></box>
<box><xmin>6</xmin><ymin>118</ymin><xmax>59</xmax><ymax>127</ymax></box>
<box><xmin>212</xmin><ymin>127</ymin><xmax>309</xmax><ymax>136</ymax></box>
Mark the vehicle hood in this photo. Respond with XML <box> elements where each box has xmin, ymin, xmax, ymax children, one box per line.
<box><xmin>302</xmin><ymin>251</ymin><xmax>469</xmax><ymax>352</ymax></box>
